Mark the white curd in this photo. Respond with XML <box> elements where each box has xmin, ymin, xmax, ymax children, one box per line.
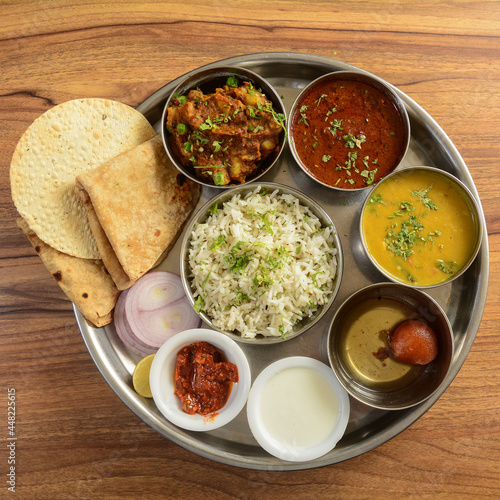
<box><xmin>259</xmin><ymin>366</ymin><xmax>340</xmax><ymax>448</ymax></box>
<box><xmin>247</xmin><ymin>357</ymin><xmax>350</xmax><ymax>462</ymax></box>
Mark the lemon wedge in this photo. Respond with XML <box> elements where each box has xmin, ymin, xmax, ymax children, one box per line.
<box><xmin>132</xmin><ymin>354</ymin><xmax>155</xmax><ymax>398</ymax></box>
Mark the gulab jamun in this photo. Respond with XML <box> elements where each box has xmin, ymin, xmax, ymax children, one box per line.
<box><xmin>389</xmin><ymin>320</ymin><xmax>438</xmax><ymax>365</ymax></box>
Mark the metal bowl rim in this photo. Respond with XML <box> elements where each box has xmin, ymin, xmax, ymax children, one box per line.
<box><xmin>179</xmin><ymin>181</ymin><xmax>344</xmax><ymax>344</ymax></box>
<box><xmin>326</xmin><ymin>281</ymin><xmax>455</xmax><ymax>410</ymax></box>
<box><xmin>160</xmin><ymin>66</ymin><xmax>287</xmax><ymax>189</ymax></box>
<box><xmin>358</xmin><ymin>165</ymin><xmax>484</xmax><ymax>289</ymax></box>
<box><xmin>287</xmin><ymin>70</ymin><xmax>411</xmax><ymax>192</ymax></box>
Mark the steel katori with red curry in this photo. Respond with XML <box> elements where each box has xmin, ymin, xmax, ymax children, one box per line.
<box><xmin>289</xmin><ymin>71</ymin><xmax>409</xmax><ymax>190</ymax></box>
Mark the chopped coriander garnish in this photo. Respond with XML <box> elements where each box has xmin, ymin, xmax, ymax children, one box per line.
<box><xmin>194</xmin><ymin>296</ymin><xmax>204</xmax><ymax>313</ymax></box>
<box><xmin>258</xmin><ymin>101</ymin><xmax>286</xmax><ymax>133</ymax></box>
<box><xmin>384</xmin><ymin>212</ymin><xmax>426</xmax><ymax>261</ymax></box>
<box><xmin>252</xmin><ymin>265</ymin><xmax>274</xmax><ymax>289</ymax></box>
<box><xmin>192</xmin><ymin>130</ymin><xmax>209</xmax><ymax>144</ymax></box>
<box><xmin>361</xmin><ymin>169</ymin><xmax>377</xmax><ymax>185</ymax></box>
<box><xmin>201</xmin><ymin>270</ymin><xmax>212</xmax><ymax>290</ymax></box>
<box><xmin>279</xmin><ymin>324</ymin><xmax>286</xmax><ymax>339</ymax></box>
<box><xmin>315</xmin><ymin>94</ymin><xmax>328</xmax><ymax>106</ymax></box>
<box><xmin>298</xmin><ymin>105</ymin><xmax>309</xmax><ymax>126</ymax></box>
<box><xmin>343</xmin><ymin>133</ymin><xmax>366</xmax><ymax>149</ymax></box>
<box><xmin>213</xmin><ymin>171</ymin><xmax>226</xmax><ymax>186</ymax></box>
<box><xmin>234</xmin><ymin>291</ymin><xmax>251</xmax><ymax>306</ymax></box>
<box><xmin>256</xmin><ymin>211</ymin><xmax>274</xmax><ymax>235</ymax></box>
<box><xmin>345</xmin><ymin>151</ymin><xmax>357</xmax><ymax>169</ymax></box>
<box><xmin>199</xmin><ymin>117</ymin><xmax>215</xmax><ymax>131</ymax></box>
<box><xmin>329</xmin><ymin>119</ymin><xmax>344</xmax><ymax>135</ymax></box>
<box><xmin>226</xmin><ymin>75</ymin><xmax>239</xmax><ymax>87</ymax></box>
<box><xmin>412</xmin><ymin>184</ymin><xmax>438</xmax><ymax>210</ymax></box>
<box><xmin>176</xmin><ymin>123</ymin><xmax>188</xmax><ymax>135</ymax></box>
<box><xmin>436</xmin><ymin>260</ymin><xmax>457</xmax><ymax>274</ymax></box>
<box><xmin>225</xmin><ymin>241</ymin><xmax>253</xmax><ymax>274</ymax></box>
<box><xmin>208</xmin><ymin>200</ymin><xmax>220</xmax><ymax>215</ymax></box>
<box><xmin>210</xmin><ymin>234</ymin><xmax>226</xmax><ymax>250</ymax></box>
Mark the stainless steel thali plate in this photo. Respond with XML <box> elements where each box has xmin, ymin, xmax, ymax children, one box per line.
<box><xmin>76</xmin><ymin>52</ymin><xmax>489</xmax><ymax>471</ymax></box>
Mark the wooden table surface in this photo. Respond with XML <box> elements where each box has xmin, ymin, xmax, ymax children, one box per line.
<box><xmin>1</xmin><ymin>1</ymin><xmax>499</xmax><ymax>498</ymax></box>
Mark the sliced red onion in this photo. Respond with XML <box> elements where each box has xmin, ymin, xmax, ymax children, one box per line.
<box><xmin>135</xmin><ymin>297</ymin><xmax>200</xmax><ymax>347</ymax></box>
<box><xmin>114</xmin><ymin>289</ymin><xmax>158</xmax><ymax>357</ymax></box>
<box><xmin>129</xmin><ymin>271</ymin><xmax>186</xmax><ymax>312</ymax></box>
<box><xmin>124</xmin><ymin>271</ymin><xmax>200</xmax><ymax>348</ymax></box>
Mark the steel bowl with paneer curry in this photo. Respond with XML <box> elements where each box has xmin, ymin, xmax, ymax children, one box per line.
<box><xmin>164</xmin><ymin>71</ymin><xmax>286</xmax><ymax>187</ymax></box>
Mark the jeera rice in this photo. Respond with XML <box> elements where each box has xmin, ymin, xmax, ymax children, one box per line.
<box><xmin>188</xmin><ymin>186</ymin><xmax>338</xmax><ymax>338</ymax></box>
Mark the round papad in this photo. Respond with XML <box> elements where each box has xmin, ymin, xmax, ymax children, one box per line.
<box><xmin>10</xmin><ymin>98</ymin><xmax>156</xmax><ymax>259</ymax></box>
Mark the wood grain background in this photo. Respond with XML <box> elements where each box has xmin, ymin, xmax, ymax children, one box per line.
<box><xmin>1</xmin><ymin>1</ymin><xmax>499</xmax><ymax>498</ymax></box>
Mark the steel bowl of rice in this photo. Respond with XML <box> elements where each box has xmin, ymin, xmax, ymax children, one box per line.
<box><xmin>180</xmin><ymin>182</ymin><xmax>343</xmax><ymax>344</ymax></box>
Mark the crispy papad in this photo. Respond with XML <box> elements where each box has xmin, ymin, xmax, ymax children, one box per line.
<box><xmin>75</xmin><ymin>135</ymin><xmax>201</xmax><ymax>290</ymax></box>
<box><xmin>10</xmin><ymin>98</ymin><xmax>156</xmax><ymax>259</ymax></box>
<box><xmin>17</xmin><ymin>218</ymin><xmax>120</xmax><ymax>327</ymax></box>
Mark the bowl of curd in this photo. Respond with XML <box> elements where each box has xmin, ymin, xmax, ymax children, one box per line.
<box><xmin>246</xmin><ymin>357</ymin><xmax>350</xmax><ymax>462</ymax></box>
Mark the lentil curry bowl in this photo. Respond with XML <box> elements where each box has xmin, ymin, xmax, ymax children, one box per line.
<box><xmin>360</xmin><ymin>166</ymin><xmax>482</xmax><ymax>287</ymax></box>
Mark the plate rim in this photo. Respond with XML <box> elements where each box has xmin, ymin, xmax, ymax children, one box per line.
<box><xmin>77</xmin><ymin>51</ymin><xmax>490</xmax><ymax>471</ymax></box>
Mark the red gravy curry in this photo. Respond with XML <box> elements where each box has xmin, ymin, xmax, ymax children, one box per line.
<box><xmin>290</xmin><ymin>77</ymin><xmax>407</xmax><ymax>189</ymax></box>
<box><xmin>166</xmin><ymin>79</ymin><xmax>284</xmax><ymax>186</ymax></box>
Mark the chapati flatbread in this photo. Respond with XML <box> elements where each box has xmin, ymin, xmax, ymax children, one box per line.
<box><xmin>75</xmin><ymin>135</ymin><xmax>201</xmax><ymax>290</ymax></box>
<box><xmin>10</xmin><ymin>98</ymin><xmax>156</xmax><ymax>259</ymax></box>
<box><xmin>17</xmin><ymin>217</ymin><xmax>120</xmax><ymax>327</ymax></box>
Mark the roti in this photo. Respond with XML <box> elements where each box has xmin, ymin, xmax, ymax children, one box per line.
<box><xmin>75</xmin><ymin>135</ymin><xmax>201</xmax><ymax>290</ymax></box>
<box><xmin>10</xmin><ymin>98</ymin><xmax>156</xmax><ymax>259</ymax></box>
<box><xmin>17</xmin><ymin>217</ymin><xmax>120</xmax><ymax>327</ymax></box>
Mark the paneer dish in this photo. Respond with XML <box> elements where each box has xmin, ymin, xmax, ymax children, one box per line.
<box><xmin>166</xmin><ymin>78</ymin><xmax>285</xmax><ymax>186</ymax></box>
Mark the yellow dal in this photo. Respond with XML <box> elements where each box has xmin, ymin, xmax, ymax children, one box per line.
<box><xmin>362</xmin><ymin>169</ymin><xmax>478</xmax><ymax>286</ymax></box>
